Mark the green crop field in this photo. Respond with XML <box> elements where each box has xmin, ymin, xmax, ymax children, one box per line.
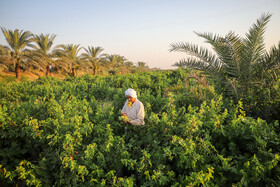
<box><xmin>0</xmin><ymin>69</ymin><xmax>279</xmax><ymax>186</ymax></box>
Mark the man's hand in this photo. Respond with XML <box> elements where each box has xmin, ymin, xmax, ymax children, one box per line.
<box><xmin>121</xmin><ymin>112</ymin><xmax>131</xmax><ymax>124</ymax></box>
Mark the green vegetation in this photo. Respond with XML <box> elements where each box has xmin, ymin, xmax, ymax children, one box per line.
<box><xmin>0</xmin><ymin>69</ymin><xmax>279</xmax><ymax>186</ymax></box>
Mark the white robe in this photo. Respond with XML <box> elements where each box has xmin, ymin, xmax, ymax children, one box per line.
<box><xmin>121</xmin><ymin>99</ymin><xmax>145</xmax><ymax>126</ymax></box>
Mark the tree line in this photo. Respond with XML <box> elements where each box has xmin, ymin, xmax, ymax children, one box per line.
<box><xmin>0</xmin><ymin>29</ymin><xmax>149</xmax><ymax>79</ymax></box>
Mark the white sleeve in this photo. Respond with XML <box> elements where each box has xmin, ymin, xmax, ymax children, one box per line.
<box><xmin>130</xmin><ymin>102</ymin><xmax>145</xmax><ymax>126</ymax></box>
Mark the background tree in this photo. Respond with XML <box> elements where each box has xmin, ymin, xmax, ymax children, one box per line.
<box><xmin>105</xmin><ymin>54</ymin><xmax>127</xmax><ymax>68</ymax></box>
<box><xmin>54</xmin><ymin>44</ymin><xmax>82</xmax><ymax>76</ymax></box>
<box><xmin>1</xmin><ymin>27</ymin><xmax>33</xmax><ymax>79</ymax></box>
<box><xmin>170</xmin><ymin>13</ymin><xmax>280</xmax><ymax>102</ymax></box>
<box><xmin>0</xmin><ymin>45</ymin><xmax>11</xmax><ymax>71</ymax></box>
<box><xmin>31</xmin><ymin>33</ymin><xmax>57</xmax><ymax>76</ymax></box>
<box><xmin>124</xmin><ymin>61</ymin><xmax>134</xmax><ymax>68</ymax></box>
<box><xmin>135</xmin><ymin>61</ymin><xmax>149</xmax><ymax>72</ymax></box>
<box><xmin>104</xmin><ymin>54</ymin><xmax>128</xmax><ymax>75</ymax></box>
<box><xmin>0</xmin><ymin>45</ymin><xmax>9</xmax><ymax>55</ymax></box>
<box><xmin>81</xmin><ymin>46</ymin><xmax>104</xmax><ymax>75</ymax></box>
<box><xmin>137</xmin><ymin>61</ymin><xmax>149</xmax><ymax>68</ymax></box>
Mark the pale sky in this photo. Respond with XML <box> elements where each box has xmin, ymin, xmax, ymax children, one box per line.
<box><xmin>0</xmin><ymin>0</ymin><xmax>280</xmax><ymax>69</ymax></box>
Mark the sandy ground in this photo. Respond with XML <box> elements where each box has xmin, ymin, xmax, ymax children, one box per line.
<box><xmin>0</xmin><ymin>70</ymin><xmax>66</xmax><ymax>82</ymax></box>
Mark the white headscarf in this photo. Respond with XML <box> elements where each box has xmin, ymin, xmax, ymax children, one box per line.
<box><xmin>125</xmin><ymin>88</ymin><xmax>137</xmax><ymax>98</ymax></box>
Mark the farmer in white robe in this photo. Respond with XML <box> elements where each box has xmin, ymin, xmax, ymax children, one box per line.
<box><xmin>121</xmin><ymin>88</ymin><xmax>145</xmax><ymax>126</ymax></box>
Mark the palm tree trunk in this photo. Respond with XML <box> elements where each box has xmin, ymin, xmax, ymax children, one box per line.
<box><xmin>46</xmin><ymin>65</ymin><xmax>50</xmax><ymax>76</ymax></box>
<box><xmin>15</xmin><ymin>62</ymin><xmax>21</xmax><ymax>80</ymax></box>
<box><xmin>71</xmin><ymin>67</ymin><xmax>76</xmax><ymax>77</ymax></box>
<box><xmin>93</xmin><ymin>67</ymin><xmax>97</xmax><ymax>75</ymax></box>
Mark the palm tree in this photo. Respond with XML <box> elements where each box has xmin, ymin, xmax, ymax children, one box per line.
<box><xmin>124</xmin><ymin>61</ymin><xmax>134</xmax><ymax>68</ymax></box>
<box><xmin>105</xmin><ymin>54</ymin><xmax>127</xmax><ymax>68</ymax></box>
<box><xmin>31</xmin><ymin>33</ymin><xmax>57</xmax><ymax>76</ymax></box>
<box><xmin>1</xmin><ymin>27</ymin><xmax>33</xmax><ymax>79</ymax></box>
<box><xmin>81</xmin><ymin>46</ymin><xmax>104</xmax><ymax>75</ymax></box>
<box><xmin>137</xmin><ymin>61</ymin><xmax>147</xmax><ymax>68</ymax></box>
<box><xmin>170</xmin><ymin>13</ymin><xmax>280</xmax><ymax>101</ymax></box>
<box><xmin>54</xmin><ymin>44</ymin><xmax>82</xmax><ymax>76</ymax></box>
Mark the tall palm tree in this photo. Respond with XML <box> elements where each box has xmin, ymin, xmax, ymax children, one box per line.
<box><xmin>170</xmin><ymin>13</ymin><xmax>280</xmax><ymax>101</ymax></box>
<box><xmin>54</xmin><ymin>44</ymin><xmax>82</xmax><ymax>76</ymax></box>
<box><xmin>81</xmin><ymin>46</ymin><xmax>104</xmax><ymax>75</ymax></box>
<box><xmin>1</xmin><ymin>27</ymin><xmax>33</xmax><ymax>79</ymax></box>
<box><xmin>31</xmin><ymin>33</ymin><xmax>57</xmax><ymax>76</ymax></box>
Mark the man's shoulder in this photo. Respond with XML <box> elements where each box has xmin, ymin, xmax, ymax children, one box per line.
<box><xmin>135</xmin><ymin>99</ymin><xmax>144</xmax><ymax>106</ymax></box>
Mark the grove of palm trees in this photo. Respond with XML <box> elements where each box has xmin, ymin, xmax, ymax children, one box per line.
<box><xmin>0</xmin><ymin>28</ymin><xmax>150</xmax><ymax>81</ymax></box>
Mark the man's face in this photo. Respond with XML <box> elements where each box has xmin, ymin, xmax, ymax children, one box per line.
<box><xmin>126</xmin><ymin>96</ymin><xmax>136</xmax><ymax>103</ymax></box>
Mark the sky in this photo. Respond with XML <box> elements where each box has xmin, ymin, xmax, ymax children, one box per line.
<box><xmin>0</xmin><ymin>0</ymin><xmax>280</xmax><ymax>69</ymax></box>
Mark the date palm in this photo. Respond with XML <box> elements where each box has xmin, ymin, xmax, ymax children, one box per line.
<box><xmin>31</xmin><ymin>33</ymin><xmax>56</xmax><ymax>76</ymax></box>
<box><xmin>81</xmin><ymin>46</ymin><xmax>104</xmax><ymax>75</ymax></box>
<box><xmin>1</xmin><ymin>27</ymin><xmax>33</xmax><ymax>79</ymax></box>
<box><xmin>54</xmin><ymin>44</ymin><xmax>82</xmax><ymax>76</ymax></box>
<box><xmin>125</xmin><ymin>61</ymin><xmax>134</xmax><ymax>67</ymax></box>
<box><xmin>105</xmin><ymin>54</ymin><xmax>127</xmax><ymax>68</ymax></box>
<box><xmin>170</xmin><ymin>13</ymin><xmax>280</xmax><ymax>101</ymax></box>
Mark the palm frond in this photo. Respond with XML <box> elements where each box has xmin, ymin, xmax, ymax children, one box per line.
<box><xmin>32</xmin><ymin>33</ymin><xmax>56</xmax><ymax>55</ymax></box>
<box><xmin>245</xmin><ymin>13</ymin><xmax>271</xmax><ymax>62</ymax></box>
<box><xmin>170</xmin><ymin>42</ymin><xmax>222</xmax><ymax>68</ymax></box>
<box><xmin>238</xmin><ymin>13</ymin><xmax>271</xmax><ymax>87</ymax></box>
<box><xmin>1</xmin><ymin>27</ymin><xmax>32</xmax><ymax>55</ymax></box>
<box><xmin>195</xmin><ymin>32</ymin><xmax>238</xmax><ymax>77</ymax></box>
<box><xmin>253</xmin><ymin>41</ymin><xmax>280</xmax><ymax>81</ymax></box>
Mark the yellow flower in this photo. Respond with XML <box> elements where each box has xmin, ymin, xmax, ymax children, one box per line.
<box><xmin>127</xmin><ymin>101</ymin><xmax>132</xmax><ymax>108</ymax></box>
